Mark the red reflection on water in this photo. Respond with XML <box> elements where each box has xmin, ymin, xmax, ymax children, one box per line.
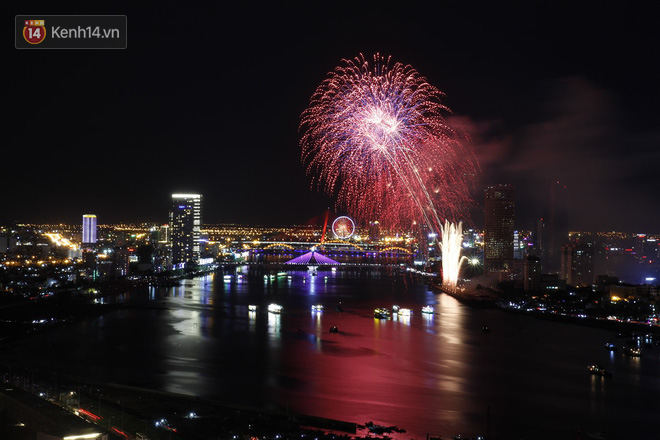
<box><xmin>278</xmin><ymin>295</ymin><xmax>471</xmax><ymax>439</ymax></box>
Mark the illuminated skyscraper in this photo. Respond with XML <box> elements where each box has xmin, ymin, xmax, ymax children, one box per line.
<box><xmin>484</xmin><ymin>184</ymin><xmax>515</xmax><ymax>273</ymax></box>
<box><xmin>170</xmin><ymin>194</ymin><xmax>202</xmax><ymax>268</ymax></box>
<box><xmin>82</xmin><ymin>214</ymin><xmax>97</xmax><ymax>245</ymax></box>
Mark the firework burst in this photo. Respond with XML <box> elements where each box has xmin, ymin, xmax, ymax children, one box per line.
<box><xmin>300</xmin><ymin>53</ymin><xmax>476</xmax><ymax>232</ymax></box>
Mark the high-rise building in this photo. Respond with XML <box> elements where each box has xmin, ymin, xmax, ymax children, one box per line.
<box><xmin>545</xmin><ymin>180</ymin><xmax>569</xmax><ymax>273</ymax></box>
<box><xmin>560</xmin><ymin>243</ymin><xmax>594</xmax><ymax>287</ymax></box>
<box><xmin>82</xmin><ymin>214</ymin><xmax>97</xmax><ymax>245</ymax></box>
<box><xmin>149</xmin><ymin>224</ymin><xmax>170</xmax><ymax>245</ymax></box>
<box><xmin>534</xmin><ymin>217</ymin><xmax>545</xmax><ymax>260</ymax></box>
<box><xmin>560</xmin><ymin>244</ymin><xmax>573</xmax><ymax>285</ymax></box>
<box><xmin>524</xmin><ymin>255</ymin><xmax>542</xmax><ymax>292</ymax></box>
<box><xmin>170</xmin><ymin>193</ymin><xmax>202</xmax><ymax>268</ymax></box>
<box><xmin>484</xmin><ymin>184</ymin><xmax>515</xmax><ymax>273</ymax></box>
<box><xmin>573</xmin><ymin>244</ymin><xmax>594</xmax><ymax>287</ymax></box>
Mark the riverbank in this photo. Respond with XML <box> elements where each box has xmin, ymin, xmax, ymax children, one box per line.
<box><xmin>1</xmin><ymin>369</ymin><xmax>361</xmax><ymax>440</ymax></box>
<box><xmin>430</xmin><ymin>282</ymin><xmax>498</xmax><ymax>308</ymax></box>
<box><xmin>431</xmin><ymin>282</ymin><xmax>660</xmax><ymax>336</ymax></box>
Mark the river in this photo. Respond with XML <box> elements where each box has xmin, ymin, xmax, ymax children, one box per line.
<box><xmin>7</xmin><ymin>267</ymin><xmax>660</xmax><ymax>439</ymax></box>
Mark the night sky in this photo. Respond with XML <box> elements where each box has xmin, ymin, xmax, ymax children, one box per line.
<box><xmin>8</xmin><ymin>1</ymin><xmax>660</xmax><ymax>232</ymax></box>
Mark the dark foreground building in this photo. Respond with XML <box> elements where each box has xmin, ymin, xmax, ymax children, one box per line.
<box><xmin>484</xmin><ymin>184</ymin><xmax>515</xmax><ymax>273</ymax></box>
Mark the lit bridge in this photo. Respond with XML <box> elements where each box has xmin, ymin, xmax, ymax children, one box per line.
<box><xmin>244</xmin><ymin>240</ymin><xmax>415</xmax><ymax>265</ymax></box>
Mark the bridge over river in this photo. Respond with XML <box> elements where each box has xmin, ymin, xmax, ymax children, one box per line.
<box><xmin>243</xmin><ymin>239</ymin><xmax>419</xmax><ymax>266</ymax></box>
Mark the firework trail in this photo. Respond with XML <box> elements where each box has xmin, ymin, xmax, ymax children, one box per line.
<box><xmin>300</xmin><ymin>53</ymin><xmax>476</xmax><ymax>287</ymax></box>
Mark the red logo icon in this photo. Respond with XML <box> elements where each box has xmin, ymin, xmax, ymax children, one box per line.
<box><xmin>23</xmin><ymin>20</ymin><xmax>46</xmax><ymax>44</ymax></box>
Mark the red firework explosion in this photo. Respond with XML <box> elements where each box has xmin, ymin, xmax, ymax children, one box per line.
<box><xmin>300</xmin><ymin>53</ymin><xmax>476</xmax><ymax>231</ymax></box>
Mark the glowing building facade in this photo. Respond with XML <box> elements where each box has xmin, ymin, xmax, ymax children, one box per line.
<box><xmin>169</xmin><ymin>194</ymin><xmax>202</xmax><ymax>268</ymax></box>
<box><xmin>82</xmin><ymin>214</ymin><xmax>97</xmax><ymax>245</ymax></box>
<box><xmin>484</xmin><ymin>185</ymin><xmax>515</xmax><ymax>273</ymax></box>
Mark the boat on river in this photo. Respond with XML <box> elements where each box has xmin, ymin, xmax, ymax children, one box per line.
<box><xmin>623</xmin><ymin>346</ymin><xmax>642</xmax><ymax>357</ymax></box>
<box><xmin>267</xmin><ymin>303</ymin><xmax>283</xmax><ymax>314</ymax></box>
<box><xmin>588</xmin><ymin>364</ymin><xmax>612</xmax><ymax>377</ymax></box>
<box><xmin>604</xmin><ymin>342</ymin><xmax>617</xmax><ymax>351</ymax></box>
<box><xmin>374</xmin><ymin>308</ymin><xmax>390</xmax><ymax>319</ymax></box>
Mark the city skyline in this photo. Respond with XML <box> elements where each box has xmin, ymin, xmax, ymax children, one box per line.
<box><xmin>3</xmin><ymin>193</ymin><xmax>660</xmax><ymax>236</ymax></box>
<box><xmin>8</xmin><ymin>2</ymin><xmax>660</xmax><ymax>233</ymax></box>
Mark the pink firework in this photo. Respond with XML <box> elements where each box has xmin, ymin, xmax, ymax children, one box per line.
<box><xmin>300</xmin><ymin>53</ymin><xmax>476</xmax><ymax>232</ymax></box>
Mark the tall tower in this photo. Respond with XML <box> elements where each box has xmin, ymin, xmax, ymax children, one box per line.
<box><xmin>484</xmin><ymin>184</ymin><xmax>515</xmax><ymax>273</ymax></box>
<box><xmin>560</xmin><ymin>244</ymin><xmax>574</xmax><ymax>285</ymax></box>
<box><xmin>546</xmin><ymin>180</ymin><xmax>568</xmax><ymax>273</ymax></box>
<box><xmin>82</xmin><ymin>214</ymin><xmax>97</xmax><ymax>245</ymax></box>
<box><xmin>169</xmin><ymin>194</ymin><xmax>202</xmax><ymax>268</ymax></box>
<box><xmin>572</xmin><ymin>244</ymin><xmax>594</xmax><ymax>287</ymax></box>
<box><xmin>534</xmin><ymin>217</ymin><xmax>545</xmax><ymax>260</ymax></box>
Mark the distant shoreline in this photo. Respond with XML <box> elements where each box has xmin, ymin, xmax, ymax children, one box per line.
<box><xmin>431</xmin><ymin>282</ymin><xmax>660</xmax><ymax>336</ymax></box>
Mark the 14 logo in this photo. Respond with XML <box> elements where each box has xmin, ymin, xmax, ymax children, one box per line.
<box><xmin>23</xmin><ymin>20</ymin><xmax>46</xmax><ymax>44</ymax></box>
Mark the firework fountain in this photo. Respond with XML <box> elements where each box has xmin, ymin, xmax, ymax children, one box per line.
<box><xmin>300</xmin><ymin>54</ymin><xmax>476</xmax><ymax>289</ymax></box>
<box><xmin>440</xmin><ymin>220</ymin><xmax>468</xmax><ymax>291</ymax></box>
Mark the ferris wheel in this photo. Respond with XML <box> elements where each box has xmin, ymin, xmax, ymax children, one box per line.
<box><xmin>331</xmin><ymin>216</ymin><xmax>356</xmax><ymax>239</ymax></box>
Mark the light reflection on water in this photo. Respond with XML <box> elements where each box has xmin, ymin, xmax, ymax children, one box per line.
<box><xmin>171</xmin><ymin>309</ymin><xmax>201</xmax><ymax>336</ymax></box>
<box><xmin>394</xmin><ymin>312</ymin><xmax>411</xmax><ymax>326</ymax></box>
<box><xmin>9</xmin><ymin>268</ymin><xmax>660</xmax><ymax>440</ymax></box>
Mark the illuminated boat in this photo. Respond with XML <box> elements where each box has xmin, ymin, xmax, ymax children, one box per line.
<box><xmin>248</xmin><ymin>305</ymin><xmax>258</xmax><ymax>312</ymax></box>
<box><xmin>311</xmin><ymin>304</ymin><xmax>324</xmax><ymax>312</ymax></box>
<box><xmin>421</xmin><ymin>305</ymin><xmax>434</xmax><ymax>314</ymax></box>
<box><xmin>588</xmin><ymin>364</ymin><xmax>612</xmax><ymax>377</ymax></box>
<box><xmin>374</xmin><ymin>308</ymin><xmax>390</xmax><ymax>319</ymax></box>
<box><xmin>392</xmin><ymin>305</ymin><xmax>400</xmax><ymax>314</ymax></box>
<box><xmin>604</xmin><ymin>342</ymin><xmax>617</xmax><ymax>351</ymax></box>
<box><xmin>267</xmin><ymin>303</ymin><xmax>283</xmax><ymax>314</ymax></box>
<box><xmin>624</xmin><ymin>346</ymin><xmax>642</xmax><ymax>357</ymax></box>
<box><xmin>398</xmin><ymin>308</ymin><xmax>412</xmax><ymax>316</ymax></box>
